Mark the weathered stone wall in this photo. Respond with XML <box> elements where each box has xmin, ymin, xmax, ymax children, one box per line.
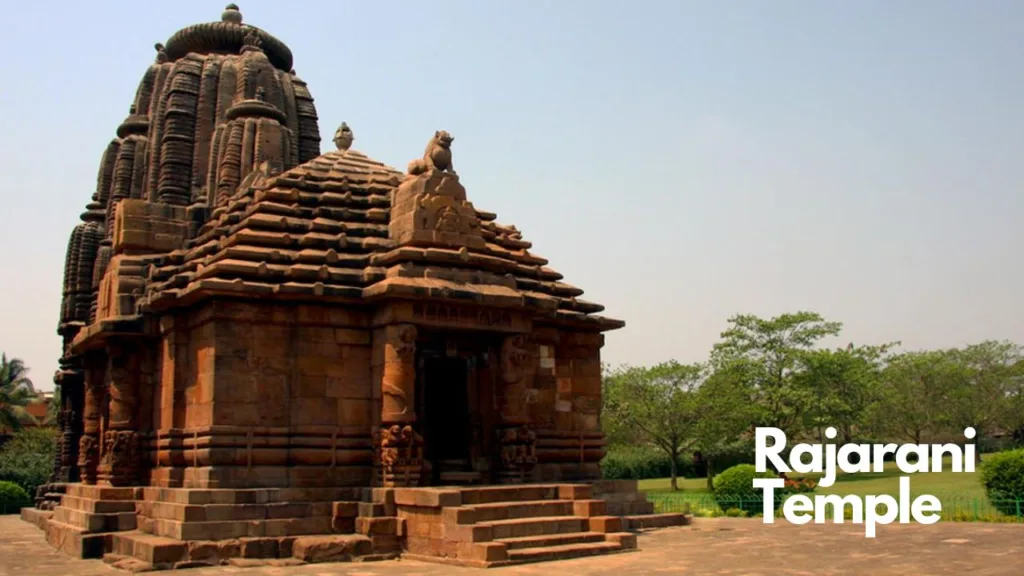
<box><xmin>147</xmin><ymin>300</ymin><xmax>375</xmax><ymax>489</ymax></box>
<box><xmin>530</xmin><ymin>330</ymin><xmax>606</xmax><ymax>481</ymax></box>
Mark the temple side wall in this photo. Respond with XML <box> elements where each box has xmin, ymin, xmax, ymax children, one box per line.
<box><xmin>530</xmin><ymin>330</ymin><xmax>606</xmax><ymax>482</ymax></box>
<box><xmin>148</xmin><ymin>300</ymin><xmax>375</xmax><ymax>489</ymax></box>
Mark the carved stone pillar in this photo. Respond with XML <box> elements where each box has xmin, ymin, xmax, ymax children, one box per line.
<box><xmin>78</xmin><ymin>359</ymin><xmax>103</xmax><ymax>485</ymax></box>
<box><xmin>35</xmin><ymin>368</ymin><xmax>70</xmax><ymax>508</ymax></box>
<box><xmin>56</xmin><ymin>367</ymin><xmax>84</xmax><ymax>484</ymax></box>
<box><xmin>375</xmin><ymin>324</ymin><xmax>422</xmax><ymax>487</ymax></box>
<box><xmin>495</xmin><ymin>334</ymin><xmax>537</xmax><ymax>483</ymax></box>
<box><xmin>97</xmin><ymin>344</ymin><xmax>141</xmax><ymax>486</ymax></box>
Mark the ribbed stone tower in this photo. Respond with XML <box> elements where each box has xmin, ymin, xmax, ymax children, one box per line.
<box><xmin>41</xmin><ymin>1</ymin><xmax>320</xmax><ymax>506</ymax></box>
<box><xmin>27</xmin><ymin>5</ymin><xmax>688</xmax><ymax>571</ymax></box>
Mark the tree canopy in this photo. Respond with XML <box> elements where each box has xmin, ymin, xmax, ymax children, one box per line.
<box><xmin>603</xmin><ymin>311</ymin><xmax>1024</xmax><ymax>489</ymax></box>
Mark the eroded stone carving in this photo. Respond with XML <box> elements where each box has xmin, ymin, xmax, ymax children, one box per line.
<box><xmin>419</xmin><ymin>195</ymin><xmax>480</xmax><ymax>236</ymax></box>
<box><xmin>375</xmin><ymin>424</ymin><xmax>423</xmax><ymax>487</ymax></box>
<box><xmin>107</xmin><ymin>380</ymin><xmax>136</xmax><ymax>429</ymax></box>
<box><xmin>407</xmin><ymin>130</ymin><xmax>455</xmax><ymax>175</ymax></box>
<box><xmin>501</xmin><ymin>334</ymin><xmax>531</xmax><ymax>385</ymax></box>
<box><xmin>387</xmin><ymin>324</ymin><xmax>417</xmax><ymax>361</ymax></box>
<box><xmin>377</xmin><ymin>324</ymin><xmax>422</xmax><ymax>486</ymax></box>
<box><xmin>381</xmin><ymin>324</ymin><xmax>416</xmax><ymax>424</ymax></box>
<box><xmin>236</xmin><ymin>160</ymin><xmax>278</xmax><ymax>195</ymax></box>
<box><xmin>77</xmin><ymin>435</ymin><xmax>99</xmax><ymax>483</ymax></box>
<box><xmin>99</xmin><ymin>430</ymin><xmax>140</xmax><ymax>486</ymax></box>
<box><xmin>496</xmin><ymin>425</ymin><xmax>537</xmax><ymax>483</ymax></box>
<box><xmin>102</xmin><ymin>430</ymin><xmax>139</xmax><ymax>468</ymax></box>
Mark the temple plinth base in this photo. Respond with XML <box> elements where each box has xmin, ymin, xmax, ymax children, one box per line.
<box><xmin>34</xmin><ymin>482</ymin><xmax>68</xmax><ymax>511</ymax></box>
<box><xmin>22</xmin><ymin>480</ymin><xmax>688</xmax><ymax>570</ymax></box>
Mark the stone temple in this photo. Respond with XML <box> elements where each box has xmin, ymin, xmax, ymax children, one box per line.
<box><xmin>24</xmin><ymin>5</ymin><xmax>686</xmax><ymax>569</ymax></box>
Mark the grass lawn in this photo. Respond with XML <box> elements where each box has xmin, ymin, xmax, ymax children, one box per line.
<box><xmin>637</xmin><ymin>454</ymin><xmax>1022</xmax><ymax>521</ymax></box>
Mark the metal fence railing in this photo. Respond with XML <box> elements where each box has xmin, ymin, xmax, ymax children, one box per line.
<box><xmin>647</xmin><ymin>492</ymin><xmax>1024</xmax><ymax>523</ymax></box>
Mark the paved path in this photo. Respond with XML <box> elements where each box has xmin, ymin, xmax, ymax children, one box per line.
<box><xmin>2</xmin><ymin>515</ymin><xmax>1023</xmax><ymax>575</ymax></box>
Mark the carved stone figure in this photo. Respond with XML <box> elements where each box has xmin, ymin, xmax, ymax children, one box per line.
<box><xmin>375</xmin><ymin>424</ymin><xmax>423</xmax><ymax>487</ymax></box>
<box><xmin>381</xmin><ymin>324</ymin><xmax>417</xmax><ymax>424</ymax></box>
<box><xmin>417</xmin><ymin>195</ymin><xmax>480</xmax><ymax>236</ymax></box>
<box><xmin>154</xmin><ymin>43</ymin><xmax>167</xmax><ymax>63</ymax></box>
<box><xmin>501</xmin><ymin>334</ymin><xmax>531</xmax><ymax>385</ymax></box>
<box><xmin>496</xmin><ymin>425</ymin><xmax>537</xmax><ymax>483</ymax></box>
<box><xmin>99</xmin><ymin>430</ymin><xmax>140</xmax><ymax>486</ymax></box>
<box><xmin>407</xmin><ymin>130</ymin><xmax>455</xmax><ymax>175</ymax></box>
<box><xmin>77</xmin><ymin>435</ymin><xmax>99</xmax><ymax>483</ymax></box>
<box><xmin>236</xmin><ymin>160</ymin><xmax>277</xmax><ymax>194</ymax></box>
<box><xmin>386</xmin><ymin>324</ymin><xmax>417</xmax><ymax>361</ymax></box>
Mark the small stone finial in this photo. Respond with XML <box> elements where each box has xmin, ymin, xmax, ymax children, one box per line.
<box><xmin>154</xmin><ymin>43</ymin><xmax>167</xmax><ymax>63</ymax></box>
<box><xmin>333</xmin><ymin>122</ymin><xmax>354</xmax><ymax>151</ymax></box>
<box><xmin>222</xmin><ymin>3</ymin><xmax>243</xmax><ymax>24</ymax></box>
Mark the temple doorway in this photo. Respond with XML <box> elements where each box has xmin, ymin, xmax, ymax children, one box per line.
<box><xmin>423</xmin><ymin>356</ymin><xmax>470</xmax><ymax>461</ymax></box>
<box><xmin>416</xmin><ymin>332</ymin><xmax>494</xmax><ymax>485</ymax></box>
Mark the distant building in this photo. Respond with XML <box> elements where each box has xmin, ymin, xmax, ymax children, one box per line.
<box><xmin>0</xmin><ymin>391</ymin><xmax>53</xmax><ymax>436</ymax></box>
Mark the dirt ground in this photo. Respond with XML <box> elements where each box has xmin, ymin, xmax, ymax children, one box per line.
<box><xmin>2</xmin><ymin>515</ymin><xmax>1023</xmax><ymax>575</ymax></box>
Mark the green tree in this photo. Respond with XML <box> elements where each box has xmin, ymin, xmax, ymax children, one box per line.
<box><xmin>603</xmin><ymin>362</ymin><xmax>706</xmax><ymax>491</ymax></box>
<box><xmin>945</xmin><ymin>341</ymin><xmax>1023</xmax><ymax>461</ymax></box>
<box><xmin>710</xmin><ymin>311</ymin><xmax>842</xmax><ymax>435</ymax></box>
<box><xmin>0</xmin><ymin>428</ymin><xmax>57</xmax><ymax>496</ymax></box>
<box><xmin>871</xmin><ymin>350</ymin><xmax>957</xmax><ymax>444</ymax></box>
<box><xmin>600</xmin><ymin>363</ymin><xmax>645</xmax><ymax>447</ymax></box>
<box><xmin>1005</xmin><ymin>359</ymin><xmax>1024</xmax><ymax>445</ymax></box>
<box><xmin>797</xmin><ymin>342</ymin><xmax>897</xmax><ymax>443</ymax></box>
<box><xmin>693</xmin><ymin>365</ymin><xmax>759</xmax><ymax>489</ymax></box>
<box><xmin>0</xmin><ymin>354</ymin><xmax>38</xmax><ymax>432</ymax></box>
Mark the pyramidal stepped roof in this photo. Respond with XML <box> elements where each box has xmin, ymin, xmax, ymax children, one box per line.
<box><xmin>60</xmin><ymin>5</ymin><xmax>622</xmax><ymax>340</ymax></box>
<box><xmin>140</xmin><ymin>134</ymin><xmax>623</xmax><ymax>330</ymax></box>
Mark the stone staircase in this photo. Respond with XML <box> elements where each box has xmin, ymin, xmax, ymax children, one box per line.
<box><xmin>101</xmin><ymin>487</ymin><xmax>393</xmax><ymax>570</ymax></box>
<box><xmin>23</xmin><ymin>480</ymin><xmax>687</xmax><ymax>570</ymax></box>
<box><xmin>42</xmin><ymin>485</ymin><xmax>139</xmax><ymax>558</ymax></box>
<box><xmin>393</xmin><ymin>484</ymin><xmax>636</xmax><ymax>567</ymax></box>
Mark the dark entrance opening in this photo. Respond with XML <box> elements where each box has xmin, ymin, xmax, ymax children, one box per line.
<box><xmin>420</xmin><ymin>354</ymin><xmax>472</xmax><ymax>483</ymax></box>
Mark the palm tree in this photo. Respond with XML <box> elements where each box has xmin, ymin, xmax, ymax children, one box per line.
<box><xmin>0</xmin><ymin>354</ymin><xmax>39</xmax><ymax>432</ymax></box>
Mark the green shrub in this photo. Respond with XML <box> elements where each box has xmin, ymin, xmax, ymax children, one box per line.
<box><xmin>712</xmin><ymin>464</ymin><xmax>782</xmax><ymax>515</ymax></box>
<box><xmin>981</xmin><ymin>449</ymin><xmax>1024</xmax><ymax>517</ymax></box>
<box><xmin>0</xmin><ymin>428</ymin><xmax>57</xmax><ymax>497</ymax></box>
<box><xmin>0</xmin><ymin>481</ymin><xmax>31</xmax><ymax>514</ymax></box>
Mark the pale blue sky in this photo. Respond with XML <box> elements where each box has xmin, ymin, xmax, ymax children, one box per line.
<box><xmin>1</xmin><ymin>1</ymin><xmax>1022</xmax><ymax>390</ymax></box>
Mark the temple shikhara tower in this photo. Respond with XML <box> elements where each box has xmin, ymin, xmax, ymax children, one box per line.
<box><xmin>25</xmin><ymin>5</ymin><xmax>686</xmax><ymax>569</ymax></box>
